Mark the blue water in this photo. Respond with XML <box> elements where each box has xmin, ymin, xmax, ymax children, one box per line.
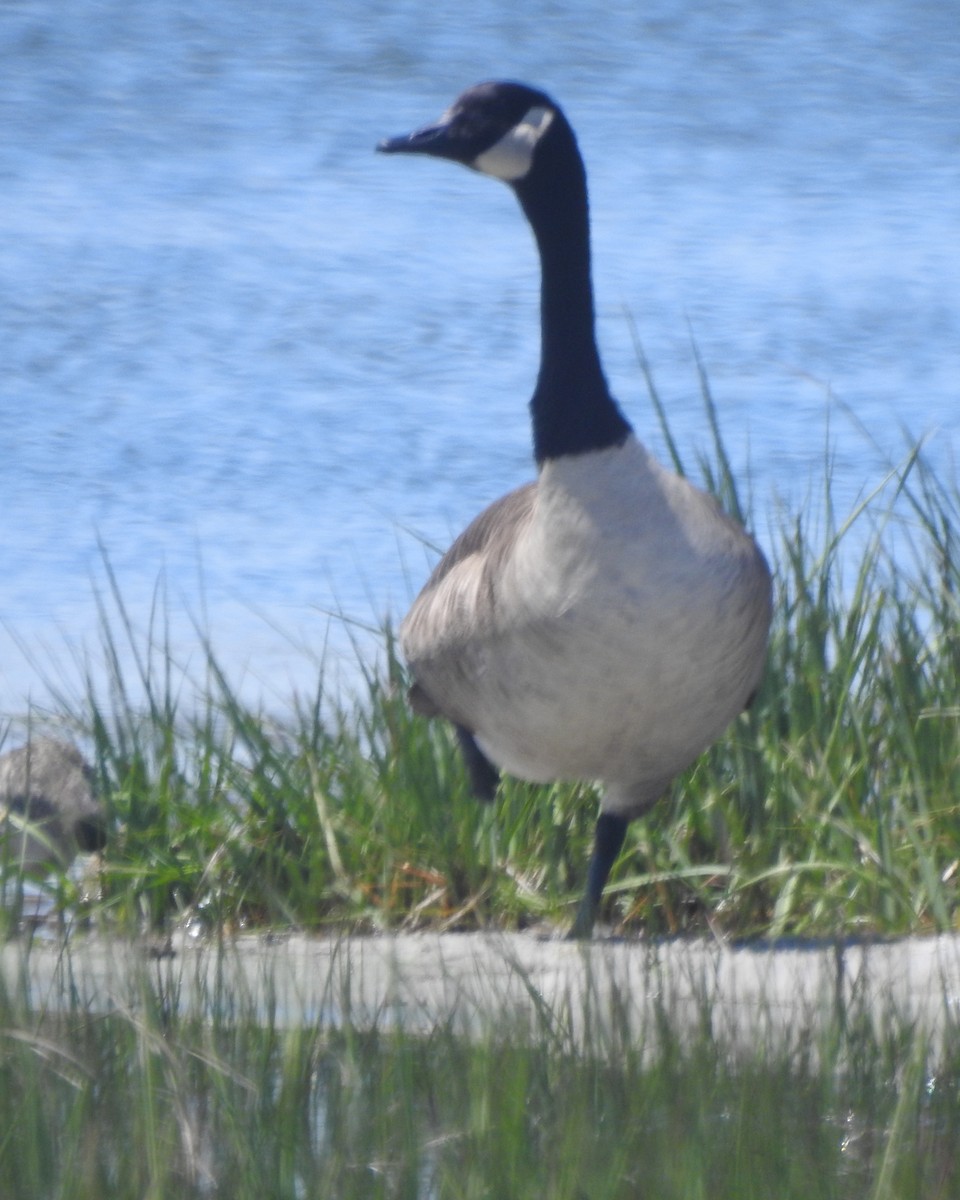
<box><xmin>2</xmin><ymin>0</ymin><xmax>958</xmax><ymax>715</ymax></box>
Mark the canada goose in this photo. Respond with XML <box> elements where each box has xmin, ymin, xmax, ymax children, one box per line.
<box><xmin>0</xmin><ymin>737</ymin><xmax>106</xmax><ymax>875</ymax></box>
<box><xmin>379</xmin><ymin>81</ymin><xmax>772</xmax><ymax>937</ymax></box>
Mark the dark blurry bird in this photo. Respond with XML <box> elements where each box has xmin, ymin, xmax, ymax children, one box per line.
<box><xmin>379</xmin><ymin>81</ymin><xmax>772</xmax><ymax>936</ymax></box>
<box><xmin>0</xmin><ymin>737</ymin><xmax>107</xmax><ymax>875</ymax></box>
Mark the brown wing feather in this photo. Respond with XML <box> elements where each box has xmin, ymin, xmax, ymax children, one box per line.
<box><xmin>417</xmin><ymin>481</ymin><xmax>538</xmax><ymax>594</ymax></box>
<box><xmin>403</xmin><ymin>480</ymin><xmax>538</xmax><ymax>718</ymax></box>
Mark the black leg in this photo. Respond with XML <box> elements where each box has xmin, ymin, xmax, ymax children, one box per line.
<box><xmin>455</xmin><ymin>724</ymin><xmax>500</xmax><ymax>802</ymax></box>
<box><xmin>568</xmin><ymin>811</ymin><xmax>629</xmax><ymax>939</ymax></box>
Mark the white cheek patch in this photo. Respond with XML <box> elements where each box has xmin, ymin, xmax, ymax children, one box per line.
<box><xmin>473</xmin><ymin>105</ymin><xmax>555</xmax><ymax>182</ymax></box>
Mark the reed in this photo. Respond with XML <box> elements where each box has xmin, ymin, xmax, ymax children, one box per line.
<box><xmin>0</xmin><ymin>939</ymin><xmax>958</xmax><ymax>1199</ymax></box>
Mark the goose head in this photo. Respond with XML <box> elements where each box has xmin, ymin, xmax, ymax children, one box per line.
<box><xmin>378</xmin><ymin>81</ymin><xmax>629</xmax><ymax>463</ymax></box>
<box><xmin>378</xmin><ymin>80</ymin><xmax>567</xmax><ymax>187</ymax></box>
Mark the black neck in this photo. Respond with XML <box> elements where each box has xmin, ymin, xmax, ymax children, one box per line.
<box><xmin>514</xmin><ymin>120</ymin><xmax>632</xmax><ymax>464</ymax></box>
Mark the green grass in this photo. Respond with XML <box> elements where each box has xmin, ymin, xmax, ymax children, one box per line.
<box><xmin>4</xmin><ymin>381</ymin><xmax>960</xmax><ymax>940</ymax></box>
<box><xmin>3</xmin><ymin>378</ymin><xmax>960</xmax><ymax>1198</ymax></box>
<box><xmin>0</xmin><ymin>941</ymin><xmax>958</xmax><ymax>1200</ymax></box>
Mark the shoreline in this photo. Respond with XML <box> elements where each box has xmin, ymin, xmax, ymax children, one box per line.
<box><xmin>6</xmin><ymin>929</ymin><xmax>959</xmax><ymax>1049</ymax></box>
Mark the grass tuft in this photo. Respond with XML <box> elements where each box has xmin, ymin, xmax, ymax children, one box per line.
<box><xmin>3</xmin><ymin>366</ymin><xmax>960</xmax><ymax>940</ymax></box>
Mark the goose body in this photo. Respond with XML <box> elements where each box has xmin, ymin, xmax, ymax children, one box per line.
<box><xmin>403</xmin><ymin>441</ymin><xmax>767</xmax><ymax>808</ymax></box>
<box><xmin>0</xmin><ymin>737</ymin><xmax>106</xmax><ymax>875</ymax></box>
<box><xmin>380</xmin><ymin>82</ymin><xmax>772</xmax><ymax>936</ymax></box>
